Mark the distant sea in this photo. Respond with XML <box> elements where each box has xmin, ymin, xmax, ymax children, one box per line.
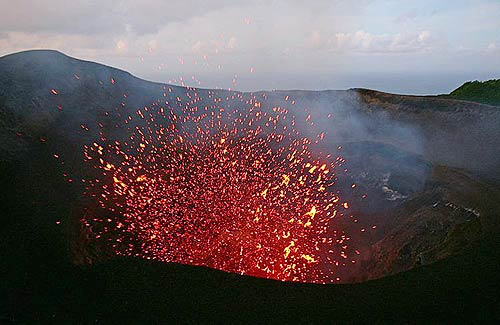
<box><xmin>144</xmin><ymin>71</ymin><xmax>500</xmax><ymax>96</ymax></box>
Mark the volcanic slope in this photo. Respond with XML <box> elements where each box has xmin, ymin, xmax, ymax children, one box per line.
<box><xmin>1</xmin><ymin>50</ymin><xmax>499</xmax><ymax>321</ymax></box>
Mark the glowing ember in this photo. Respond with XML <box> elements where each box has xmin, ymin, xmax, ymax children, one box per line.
<box><xmin>82</xmin><ymin>89</ymin><xmax>358</xmax><ymax>283</ymax></box>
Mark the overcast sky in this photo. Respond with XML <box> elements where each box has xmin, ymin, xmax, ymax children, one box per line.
<box><xmin>1</xmin><ymin>0</ymin><xmax>499</xmax><ymax>94</ymax></box>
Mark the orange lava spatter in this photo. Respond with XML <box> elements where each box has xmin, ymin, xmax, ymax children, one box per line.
<box><xmin>82</xmin><ymin>89</ymin><xmax>357</xmax><ymax>283</ymax></box>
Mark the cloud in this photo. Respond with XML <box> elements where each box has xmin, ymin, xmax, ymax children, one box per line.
<box><xmin>305</xmin><ymin>29</ymin><xmax>439</xmax><ymax>54</ymax></box>
<box><xmin>0</xmin><ymin>31</ymin><xmax>107</xmax><ymax>54</ymax></box>
<box><xmin>0</xmin><ymin>1</ymin><xmax>440</xmax><ymax>60</ymax></box>
<box><xmin>0</xmin><ymin>0</ymin><xmax>240</xmax><ymax>35</ymax></box>
<box><xmin>1</xmin><ymin>0</ymin><xmax>499</xmax><ymax>92</ymax></box>
<box><xmin>393</xmin><ymin>10</ymin><xmax>419</xmax><ymax>24</ymax></box>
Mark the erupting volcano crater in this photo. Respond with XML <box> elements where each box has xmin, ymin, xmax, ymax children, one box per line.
<box><xmin>81</xmin><ymin>93</ymin><xmax>362</xmax><ymax>284</ymax></box>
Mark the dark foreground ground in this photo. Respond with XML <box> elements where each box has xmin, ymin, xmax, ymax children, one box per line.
<box><xmin>1</xmin><ymin>164</ymin><xmax>499</xmax><ymax>323</ymax></box>
<box><xmin>2</xmin><ymin>237</ymin><xmax>500</xmax><ymax>322</ymax></box>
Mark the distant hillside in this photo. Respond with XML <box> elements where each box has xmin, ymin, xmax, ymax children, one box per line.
<box><xmin>448</xmin><ymin>79</ymin><xmax>500</xmax><ymax>106</ymax></box>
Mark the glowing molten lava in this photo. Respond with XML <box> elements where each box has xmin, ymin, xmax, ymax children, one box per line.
<box><xmin>82</xmin><ymin>89</ymin><xmax>356</xmax><ymax>283</ymax></box>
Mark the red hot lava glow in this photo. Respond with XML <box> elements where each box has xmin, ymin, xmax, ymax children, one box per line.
<box><xmin>82</xmin><ymin>89</ymin><xmax>357</xmax><ymax>284</ymax></box>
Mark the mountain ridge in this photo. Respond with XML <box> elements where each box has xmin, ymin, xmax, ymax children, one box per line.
<box><xmin>4</xmin><ymin>49</ymin><xmax>498</xmax><ymax>108</ymax></box>
<box><xmin>2</xmin><ymin>49</ymin><xmax>499</xmax><ymax>176</ymax></box>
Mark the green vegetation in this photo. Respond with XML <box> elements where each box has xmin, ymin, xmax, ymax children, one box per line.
<box><xmin>449</xmin><ymin>79</ymin><xmax>500</xmax><ymax>106</ymax></box>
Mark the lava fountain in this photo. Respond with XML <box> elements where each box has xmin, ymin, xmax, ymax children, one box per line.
<box><xmin>82</xmin><ymin>88</ymin><xmax>358</xmax><ymax>283</ymax></box>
